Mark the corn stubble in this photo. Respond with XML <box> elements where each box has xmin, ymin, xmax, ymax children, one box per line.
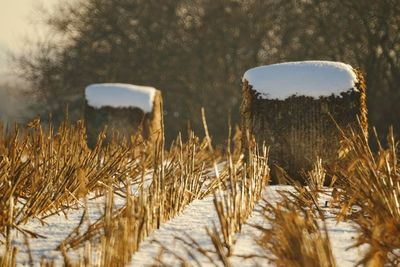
<box><xmin>334</xmin><ymin>127</ymin><xmax>400</xmax><ymax>266</ymax></box>
<box><xmin>252</xmin><ymin>156</ymin><xmax>336</xmax><ymax>267</ymax></box>
<box><xmin>255</xmin><ymin>197</ymin><xmax>336</xmax><ymax>267</ymax></box>
<box><xmin>211</xmin><ymin>143</ymin><xmax>270</xmax><ymax>256</ymax></box>
<box><xmin>256</xmin><ymin>124</ymin><xmax>399</xmax><ymax>267</ymax></box>
<box><xmin>0</xmin><ymin>116</ymin><xmax>220</xmax><ymax>266</ymax></box>
<box><xmin>59</xmin><ymin>130</ymin><xmax>220</xmax><ymax>266</ymax></box>
<box><xmin>1</xmin><ymin>115</ymin><xmax>400</xmax><ymax>267</ymax></box>
<box><xmin>156</xmin><ymin>133</ymin><xmax>270</xmax><ymax>266</ymax></box>
<box><xmin>0</xmin><ymin>118</ymin><xmax>139</xmax><ymax>233</ymax></box>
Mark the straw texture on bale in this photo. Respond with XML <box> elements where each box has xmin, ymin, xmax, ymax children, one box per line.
<box><xmin>240</xmin><ymin>69</ymin><xmax>367</xmax><ymax>182</ymax></box>
<box><xmin>85</xmin><ymin>90</ymin><xmax>163</xmax><ymax>146</ymax></box>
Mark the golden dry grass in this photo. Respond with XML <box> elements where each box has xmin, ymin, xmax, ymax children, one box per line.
<box><xmin>55</xmin><ymin>129</ymin><xmax>221</xmax><ymax>266</ymax></box>
<box><xmin>250</xmin><ymin>157</ymin><xmax>337</xmax><ymax>267</ymax></box>
<box><xmin>334</xmin><ymin>126</ymin><xmax>400</xmax><ymax>266</ymax></box>
<box><xmin>0</xmin><ymin>245</ymin><xmax>17</xmax><ymax>267</ymax></box>
<box><xmin>0</xmin><ymin>116</ymin><xmax>158</xmax><ymax>266</ymax></box>
<box><xmin>1</xmin><ymin>116</ymin><xmax>400</xmax><ymax>267</ymax></box>
<box><xmin>0</xmin><ymin>116</ymin><xmax>222</xmax><ymax>266</ymax></box>
<box><xmin>211</xmin><ymin>142</ymin><xmax>270</xmax><ymax>256</ymax></box>
<box><xmin>0</xmin><ymin>118</ymin><xmax>143</xmax><ymax>237</ymax></box>
<box><xmin>256</xmin><ymin>198</ymin><xmax>336</xmax><ymax>267</ymax></box>
<box><xmin>155</xmin><ymin>133</ymin><xmax>270</xmax><ymax>266</ymax></box>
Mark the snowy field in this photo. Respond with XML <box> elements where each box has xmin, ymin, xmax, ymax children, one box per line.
<box><xmin>0</xmin><ymin>60</ymin><xmax>384</xmax><ymax>266</ymax></box>
<box><xmin>130</xmin><ymin>186</ymin><xmax>365</xmax><ymax>267</ymax></box>
<box><xmin>9</xmin><ymin>186</ymin><xmax>366</xmax><ymax>266</ymax></box>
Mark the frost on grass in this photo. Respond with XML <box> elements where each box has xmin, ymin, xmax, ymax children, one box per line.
<box><xmin>85</xmin><ymin>83</ymin><xmax>157</xmax><ymax>112</ymax></box>
<box><xmin>243</xmin><ymin>61</ymin><xmax>357</xmax><ymax>100</ymax></box>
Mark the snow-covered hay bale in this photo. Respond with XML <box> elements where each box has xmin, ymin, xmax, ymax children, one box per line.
<box><xmin>85</xmin><ymin>83</ymin><xmax>163</xmax><ymax>146</ymax></box>
<box><xmin>240</xmin><ymin>61</ymin><xmax>367</xmax><ymax>182</ymax></box>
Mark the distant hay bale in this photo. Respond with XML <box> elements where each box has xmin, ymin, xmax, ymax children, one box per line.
<box><xmin>240</xmin><ymin>61</ymin><xmax>367</xmax><ymax>182</ymax></box>
<box><xmin>84</xmin><ymin>83</ymin><xmax>163</xmax><ymax>146</ymax></box>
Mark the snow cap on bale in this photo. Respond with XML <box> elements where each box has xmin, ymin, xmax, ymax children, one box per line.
<box><xmin>240</xmin><ymin>60</ymin><xmax>367</xmax><ymax>184</ymax></box>
<box><xmin>84</xmin><ymin>83</ymin><xmax>163</xmax><ymax>147</ymax></box>
<box><xmin>243</xmin><ymin>61</ymin><xmax>358</xmax><ymax>100</ymax></box>
<box><xmin>85</xmin><ymin>83</ymin><xmax>157</xmax><ymax>113</ymax></box>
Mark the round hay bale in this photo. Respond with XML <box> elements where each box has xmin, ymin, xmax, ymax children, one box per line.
<box><xmin>84</xmin><ymin>83</ymin><xmax>163</xmax><ymax>147</ymax></box>
<box><xmin>240</xmin><ymin>61</ymin><xmax>367</xmax><ymax>182</ymax></box>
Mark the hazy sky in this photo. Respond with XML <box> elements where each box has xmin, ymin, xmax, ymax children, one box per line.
<box><xmin>0</xmin><ymin>0</ymin><xmax>58</xmax><ymax>73</ymax></box>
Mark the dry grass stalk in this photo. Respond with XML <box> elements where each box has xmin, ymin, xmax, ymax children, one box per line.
<box><xmin>212</xmin><ymin>142</ymin><xmax>270</xmax><ymax>255</ymax></box>
<box><xmin>57</xmin><ymin>129</ymin><xmax>221</xmax><ymax>266</ymax></box>
<box><xmin>334</xmin><ymin>126</ymin><xmax>400</xmax><ymax>266</ymax></box>
<box><xmin>248</xmin><ymin>155</ymin><xmax>336</xmax><ymax>267</ymax></box>
<box><xmin>162</xmin><ymin>138</ymin><xmax>270</xmax><ymax>266</ymax></box>
<box><xmin>0</xmin><ymin>117</ymin><xmax>147</xmax><ymax>238</ymax></box>
<box><xmin>0</xmin><ymin>245</ymin><xmax>17</xmax><ymax>267</ymax></box>
<box><xmin>283</xmin><ymin>158</ymin><xmax>331</xmax><ymax>213</ymax></box>
<box><xmin>307</xmin><ymin>157</ymin><xmax>327</xmax><ymax>192</ymax></box>
<box><xmin>206</xmin><ymin>224</ymin><xmax>233</xmax><ymax>267</ymax></box>
<box><xmin>256</xmin><ymin>197</ymin><xmax>336</xmax><ymax>267</ymax></box>
<box><xmin>0</xmin><ymin>115</ymin><xmax>159</xmax><ymax>265</ymax></box>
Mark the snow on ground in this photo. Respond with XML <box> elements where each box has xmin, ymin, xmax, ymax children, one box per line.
<box><xmin>10</xmin><ymin>194</ymin><xmax>127</xmax><ymax>266</ymax></box>
<box><xmin>243</xmin><ymin>61</ymin><xmax>358</xmax><ymax>100</ymax></box>
<box><xmin>130</xmin><ymin>186</ymin><xmax>365</xmax><ymax>267</ymax></box>
<box><xmin>85</xmin><ymin>83</ymin><xmax>156</xmax><ymax>112</ymax></box>
<box><xmin>129</xmin><ymin>195</ymin><xmax>218</xmax><ymax>266</ymax></box>
<box><xmin>8</xmin><ymin>170</ymin><xmax>154</xmax><ymax>266</ymax></box>
<box><xmin>7</xmin><ymin>185</ymin><xmax>365</xmax><ymax>266</ymax></box>
<box><xmin>128</xmin><ymin>187</ymin><xmax>285</xmax><ymax>266</ymax></box>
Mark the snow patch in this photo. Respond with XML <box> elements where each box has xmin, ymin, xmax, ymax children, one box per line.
<box><xmin>243</xmin><ymin>61</ymin><xmax>358</xmax><ymax>100</ymax></box>
<box><xmin>85</xmin><ymin>83</ymin><xmax>156</xmax><ymax>113</ymax></box>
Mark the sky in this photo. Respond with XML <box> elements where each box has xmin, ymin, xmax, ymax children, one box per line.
<box><xmin>0</xmin><ymin>0</ymin><xmax>59</xmax><ymax>123</ymax></box>
<box><xmin>0</xmin><ymin>0</ymin><xmax>58</xmax><ymax>76</ymax></box>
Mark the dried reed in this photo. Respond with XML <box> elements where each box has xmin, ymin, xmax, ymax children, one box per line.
<box><xmin>0</xmin><ymin>245</ymin><xmax>17</xmax><ymax>267</ymax></box>
<box><xmin>212</xmin><ymin>142</ymin><xmax>270</xmax><ymax>256</ymax></box>
<box><xmin>0</xmin><ymin>117</ymin><xmax>143</xmax><ymax>239</ymax></box>
<box><xmin>57</xmin><ymin>129</ymin><xmax>220</xmax><ymax>266</ymax></box>
<box><xmin>256</xmin><ymin>197</ymin><xmax>336</xmax><ymax>267</ymax></box>
<box><xmin>160</xmin><ymin>134</ymin><xmax>270</xmax><ymax>266</ymax></box>
<box><xmin>334</xmin><ymin>126</ymin><xmax>400</xmax><ymax>266</ymax></box>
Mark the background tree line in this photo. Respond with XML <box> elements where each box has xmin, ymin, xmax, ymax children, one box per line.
<box><xmin>17</xmin><ymin>0</ymin><xmax>400</xmax><ymax>145</ymax></box>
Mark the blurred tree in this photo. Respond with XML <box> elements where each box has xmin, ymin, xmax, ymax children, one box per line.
<box><xmin>265</xmin><ymin>0</ymin><xmax>400</xmax><ymax>138</ymax></box>
<box><xmin>17</xmin><ymin>0</ymin><xmax>400</xmax><ymax>144</ymax></box>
